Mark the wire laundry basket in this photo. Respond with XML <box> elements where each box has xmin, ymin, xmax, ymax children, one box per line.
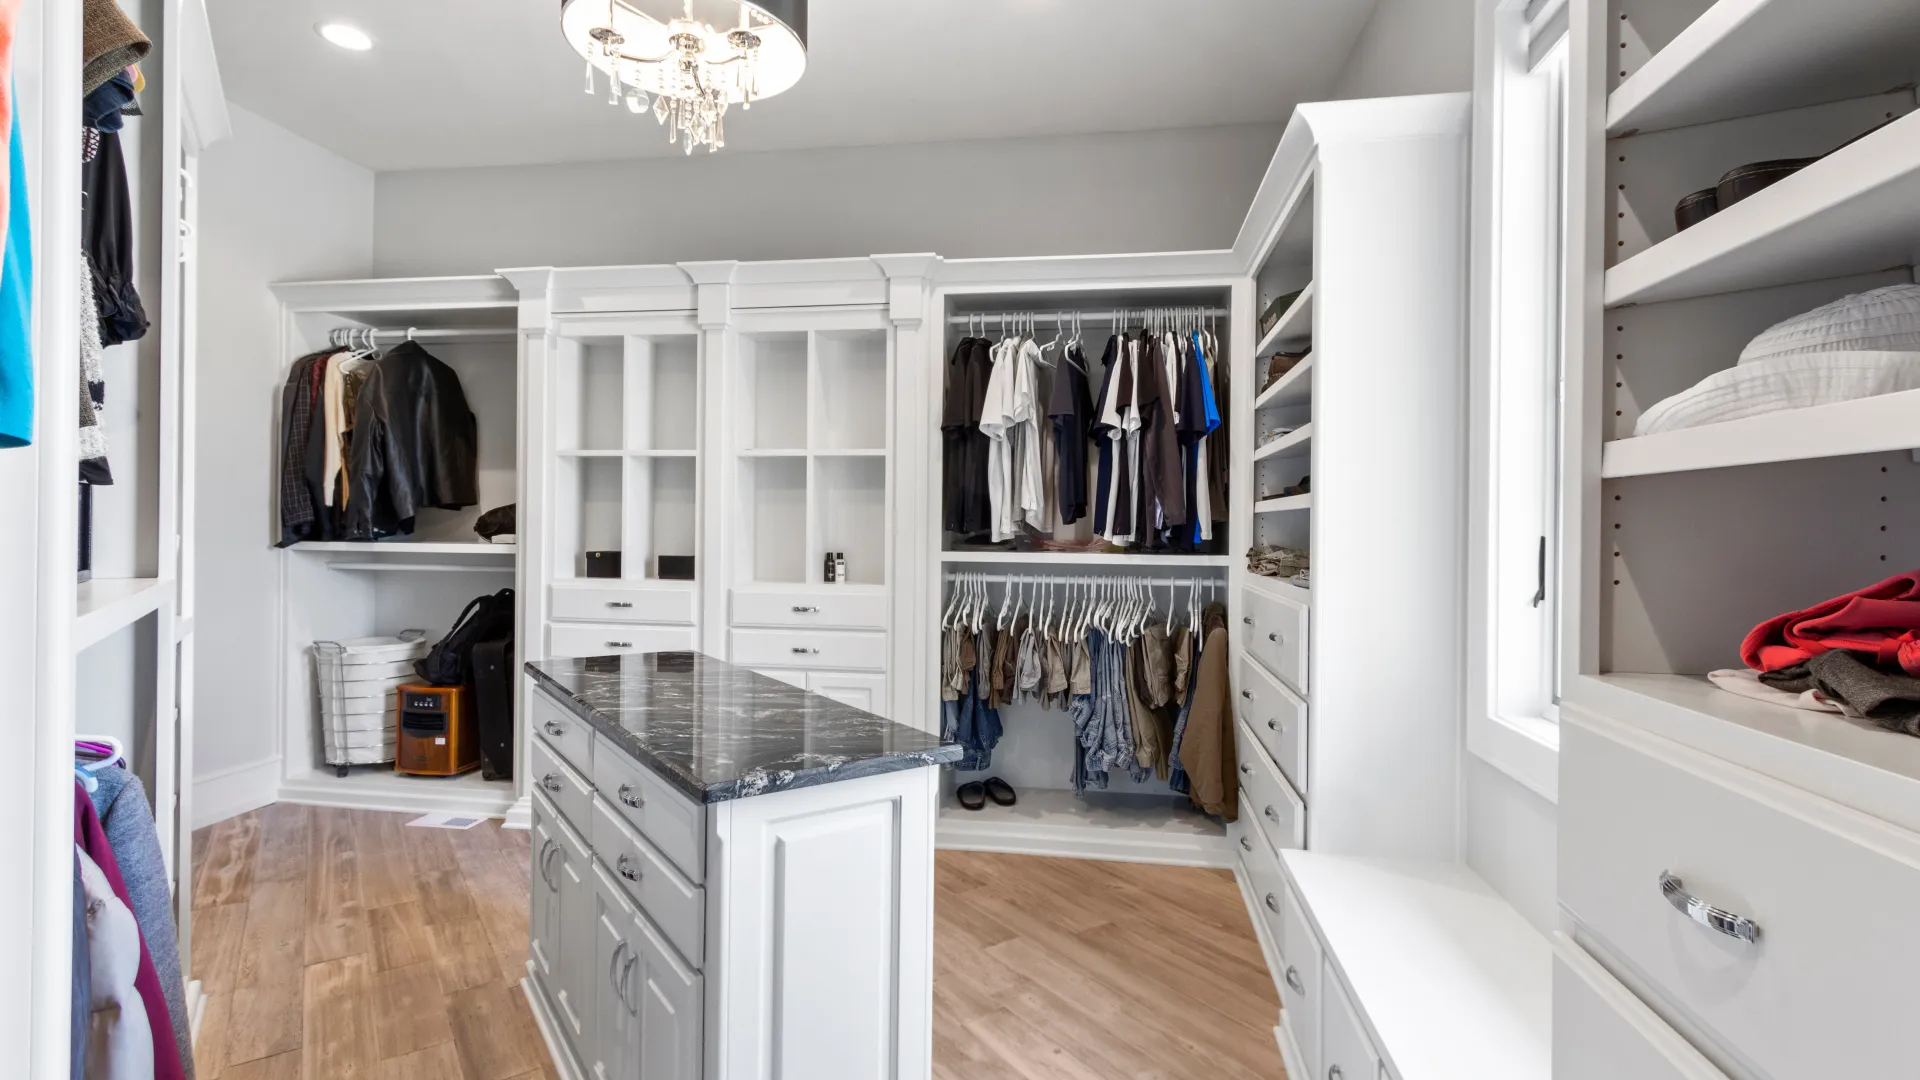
<box><xmin>313</xmin><ymin>631</ymin><xmax>429</xmax><ymax>775</ymax></box>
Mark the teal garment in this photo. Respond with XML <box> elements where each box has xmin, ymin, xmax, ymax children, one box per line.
<box><xmin>0</xmin><ymin>97</ymin><xmax>31</xmax><ymax>448</ymax></box>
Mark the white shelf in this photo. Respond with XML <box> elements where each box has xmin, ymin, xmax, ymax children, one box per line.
<box><xmin>555</xmin><ymin>449</ymin><xmax>625</xmax><ymax>458</ymax></box>
<box><xmin>1255</xmin><ymin>281</ymin><xmax>1315</xmax><ymax>356</ymax></box>
<box><xmin>1604</xmin><ymin>110</ymin><xmax>1920</xmax><ymax>306</ymax></box>
<box><xmin>286</xmin><ymin>541</ymin><xmax>516</xmax><ymax>555</ymax></box>
<box><xmin>812</xmin><ymin>448</ymin><xmax>888</xmax><ymax>458</ymax></box>
<box><xmin>1254</xmin><ymin>494</ymin><xmax>1312</xmax><ymax>514</ymax></box>
<box><xmin>559</xmin><ymin>449</ymin><xmax>696</xmax><ymax>459</ymax></box>
<box><xmin>75</xmin><ymin>577</ymin><xmax>173</xmax><ymax>652</ymax></box>
<box><xmin>1244</xmin><ymin>574</ymin><xmax>1311</xmax><ymax>606</ymax></box>
<box><xmin>553</xmin><ymin>578</ymin><xmax>696</xmax><ymax>592</ymax></box>
<box><xmin>940</xmin><ymin>551</ymin><xmax>1233</xmax><ymax>567</ymax></box>
<box><xmin>1280</xmin><ymin>850</ymin><xmax>1551</xmax><ymax>1080</ymax></box>
<box><xmin>1607</xmin><ymin>0</ymin><xmax>1920</xmax><ymax>136</ymax></box>
<box><xmin>1601</xmin><ymin>388</ymin><xmax>1920</xmax><ymax>477</ymax></box>
<box><xmin>739</xmin><ymin>448</ymin><xmax>808</xmax><ymax>458</ymax></box>
<box><xmin>1568</xmin><ymin>673</ymin><xmax>1920</xmax><ymax>836</ymax></box>
<box><xmin>936</xmin><ymin>788</ymin><xmax>1231</xmax><ymax>868</ymax></box>
<box><xmin>1252</xmin><ymin>423</ymin><xmax>1312</xmax><ymax>463</ymax></box>
<box><xmin>1253</xmin><ymin>354</ymin><xmax>1313</xmax><ymax>411</ymax></box>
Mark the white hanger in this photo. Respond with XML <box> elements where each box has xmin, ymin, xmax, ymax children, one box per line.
<box><xmin>75</xmin><ymin>734</ymin><xmax>125</xmax><ymax>773</ymax></box>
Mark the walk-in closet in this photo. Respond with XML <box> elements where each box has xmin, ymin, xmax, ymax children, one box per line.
<box><xmin>8</xmin><ymin>1</ymin><xmax>1920</xmax><ymax>1078</ymax></box>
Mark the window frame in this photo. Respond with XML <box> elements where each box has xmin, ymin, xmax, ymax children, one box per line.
<box><xmin>1466</xmin><ymin>0</ymin><xmax>1573</xmax><ymax>803</ymax></box>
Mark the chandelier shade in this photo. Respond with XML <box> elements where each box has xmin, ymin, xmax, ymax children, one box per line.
<box><xmin>560</xmin><ymin>0</ymin><xmax>809</xmax><ymax>153</ymax></box>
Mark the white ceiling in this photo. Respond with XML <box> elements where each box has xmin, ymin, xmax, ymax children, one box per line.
<box><xmin>204</xmin><ymin>0</ymin><xmax>1378</xmax><ymax>171</ymax></box>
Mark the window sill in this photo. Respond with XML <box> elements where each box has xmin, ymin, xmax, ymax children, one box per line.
<box><xmin>1468</xmin><ymin>711</ymin><xmax>1560</xmax><ymax>804</ymax></box>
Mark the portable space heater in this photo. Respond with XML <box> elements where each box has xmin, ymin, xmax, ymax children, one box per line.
<box><xmin>394</xmin><ymin>684</ymin><xmax>478</xmax><ymax>777</ymax></box>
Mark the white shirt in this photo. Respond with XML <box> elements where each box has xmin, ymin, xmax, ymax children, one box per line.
<box><xmin>978</xmin><ymin>336</ymin><xmax>1019</xmax><ymax>541</ymax></box>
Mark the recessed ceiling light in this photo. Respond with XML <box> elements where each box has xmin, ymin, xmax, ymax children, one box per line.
<box><xmin>316</xmin><ymin>22</ymin><xmax>373</xmax><ymax>51</ymax></box>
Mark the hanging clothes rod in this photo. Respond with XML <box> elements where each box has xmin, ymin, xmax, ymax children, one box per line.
<box><xmin>367</xmin><ymin>327</ymin><xmax>516</xmax><ymax>340</ymax></box>
<box><xmin>943</xmin><ymin>571</ymin><xmax>1220</xmax><ymax>586</ymax></box>
<box><xmin>946</xmin><ymin>307</ymin><xmax>1229</xmax><ymax>327</ymax></box>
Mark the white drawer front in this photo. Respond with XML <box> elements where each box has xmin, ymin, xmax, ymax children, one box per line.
<box><xmin>806</xmin><ymin>671</ymin><xmax>888</xmax><ymax>716</ymax></box>
<box><xmin>1236</xmin><ymin>790</ymin><xmax>1288</xmax><ymax>962</ymax></box>
<box><xmin>1242</xmin><ymin>588</ymin><xmax>1308</xmax><ymax>695</ymax></box>
<box><xmin>1236</xmin><ymin>654</ymin><xmax>1308</xmax><ymax>795</ymax></box>
<box><xmin>550</xmin><ymin>584</ymin><xmax>695</xmax><ymax>625</ymax></box>
<box><xmin>752</xmin><ymin>667</ymin><xmax>810</xmax><ymax>689</ymax></box>
<box><xmin>591</xmin><ymin>733</ymin><xmax>707</xmax><ymax>884</ymax></box>
<box><xmin>1322</xmin><ymin>968</ymin><xmax>1382</xmax><ymax>1080</ymax></box>
<box><xmin>1236</xmin><ymin>720</ymin><xmax>1305</xmax><ymax>854</ymax></box>
<box><xmin>1553</xmin><ymin>934</ymin><xmax>1730</xmax><ymax>1080</ymax></box>
<box><xmin>532</xmin><ymin>689</ymin><xmax>594</xmax><ymax>779</ymax></box>
<box><xmin>531</xmin><ymin>735</ymin><xmax>594</xmax><ymax>840</ymax></box>
<box><xmin>549</xmin><ymin>622</ymin><xmax>694</xmax><ymax>659</ymax></box>
<box><xmin>731</xmin><ymin>588</ymin><xmax>888</xmax><ymax>630</ymax></box>
<box><xmin>1562</xmin><ymin>715</ymin><xmax>1920</xmax><ymax>1080</ymax></box>
<box><xmin>729</xmin><ymin>628</ymin><xmax>886</xmax><ymax>672</ymax></box>
<box><xmin>591</xmin><ymin>795</ymin><xmax>705</xmax><ymax>969</ymax></box>
<box><xmin>1279</xmin><ymin>879</ymin><xmax>1322</xmax><ymax>1079</ymax></box>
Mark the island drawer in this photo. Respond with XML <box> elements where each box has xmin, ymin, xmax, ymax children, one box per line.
<box><xmin>731</xmin><ymin>588</ymin><xmax>888</xmax><ymax>630</ymax></box>
<box><xmin>532</xmin><ymin>689</ymin><xmax>594</xmax><ymax>778</ymax></box>
<box><xmin>592</xmin><ymin>794</ymin><xmax>705</xmax><ymax>968</ymax></box>
<box><xmin>729</xmin><ymin>628</ymin><xmax>886</xmax><ymax>672</ymax></box>
<box><xmin>593</xmin><ymin>732</ymin><xmax>707</xmax><ymax>883</ymax></box>
<box><xmin>531</xmin><ymin>735</ymin><xmax>593</xmax><ymax>838</ymax></box>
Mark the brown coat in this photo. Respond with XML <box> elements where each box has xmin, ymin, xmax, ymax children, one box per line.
<box><xmin>1180</xmin><ymin>605</ymin><xmax>1237</xmax><ymax>820</ymax></box>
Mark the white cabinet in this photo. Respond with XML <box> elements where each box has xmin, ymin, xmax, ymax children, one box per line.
<box><xmin>1321</xmin><ymin>972</ymin><xmax>1381</xmax><ymax>1080</ymax></box>
<box><xmin>530</xmin><ymin>794</ymin><xmax>566</xmax><ymax>989</ymax></box>
<box><xmin>1278</xmin><ymin>881</ymin><xmax>1322</xmax><ymax>1078</ymax></box>
<box><xmin>1553</xmin><ymin>934</ymin><xmax>1730</xmax><ymax>1080</ymax></box>
<box><xmin>548</xmin><ymin>800</ymin><xmax>597</xmax><ymax>1059</ymax></box>
<box><xmin>590</xmin><ymin>862</ymin><xmax>703</xmax><ymax>1080</ymax></box>
<box><xmin>806</xmin><ymin>670</ymin><xmax>888</xmax><ymax>714</ymax></box>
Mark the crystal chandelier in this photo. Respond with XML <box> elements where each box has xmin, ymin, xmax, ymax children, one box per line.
<box><xmin>560</xmin><ymin>0</ymin><xmax>809</xmax><ymax>155</ymax></box>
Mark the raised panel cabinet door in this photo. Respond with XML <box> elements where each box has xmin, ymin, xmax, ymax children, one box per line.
<box><xmin>591</xmin><ymin>866</ymin><xmax>641</xmax><ymax>1080</ymax></box>
<box><xmin>1319</xmin><ymin>968</ymin><xmax>1380</xmax><ymax>1080</ymax></box>
<box><xmin>551</xmin><ymin>816</ymin><xmax>598</xmax><ymax>1059</ymax></box>
<box><xmin>529</xmin><ymin>796</ymin><xmax>564</xmax><ymax>986</ymax></box>
<box><xmin>805</xmin><ymin>671</ymin><xmax>888</xmax><ymax>716</ymax></box>
<box><xmin>631</xmin><ymin>904</ymin><xmax>703</xmax><ymax>1080</ymax></box>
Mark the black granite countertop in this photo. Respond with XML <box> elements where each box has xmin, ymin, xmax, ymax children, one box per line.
<box><xmin>525</xmin><ymin>652</ymin><xmax>962</xmax><ymax>803</ymax></box>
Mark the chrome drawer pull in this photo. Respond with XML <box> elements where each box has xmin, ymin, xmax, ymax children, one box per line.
<box><xmin>1328</xmin><ymin>1068</ymin><xmax>1343</xmax><ymax>1080</ymax></box>
<box><xmin>1242</xmin><ymin>616</ymin><xmax>1254</xmax><ymax>626</ymax></box>
<box><xmin>1240</xmin><ymin>689</ymin><xmax>1252</xmax><ymax>699</ymax></box>
<box><xmin>607</xmin><ymin>601</ymin><xmax>634</xmax><ymax>608</ymax></box>
<box><xmin>541</xmin><ymin>773</ymin><xmax>562</xmax><ymax>793</ymax></box>
<box><xmin>1239</xmin><ymin>764</ymin><xmax>1252</xmax><ymax>776</ymax></box>
<box><xmin>1267</xmin><ymin>718</ymin><xmax>1280</xmax><ymax>732</ymax></box>
<box><xmin>1284</xmin><ymin>965</ymin><xmax>1305</xmax><ymax>995</ymax></box>
<box><xmin>1263</xmin><ymin>893</ymin><xmax>1280</xmax><ymax>913</ymax></box>
<box><xmin>617</xmin><ymin>783</ymin><xmax>644</xmax><ymax>809</ymax></box>
<box><xmin>791</xmin><ymin>605</ymin><xmax>819</xmax><ymax>613</ymax></box>
<box><xmin>1660</xmin><ymin>871</ymin><xmax>1760</xmax><ymax>943</ymax></box>
<box><xmin>543</xmin><ymin>721</ymin><xmax>565</xmax><ymax>737</ymax></box>
<box><xmin>608</xmin><ymin>940</ymin><xmax>629</xmax><ymax>993</ymax></box>
<box><xmin>537</xmin><ymin>839</ymin><xmax>557</xmax><ymax>890</ymax></box>
<box><xmin>1239</xmin><ymin>836</ymin><xmax>1252</xmax><ymax>852</ymax></box>
<box><xmin>792</xmin><ymin>647</ymin><xmax>819</xmax><ymax>655</ymax></box>
<box><xmin>1268</xmin><ymin>632</ymin><xmax>1281</xmax><ymax>643</ymax></box>
<box><xmin>607</xmin><ymin>640</ymin><xmax>633</xmax><ymax>648</ymax></box>
<box><xmin>1264</xmin><ymin>805</ymin><xmax>1280</xmax><ymax>822</ymax></box>
<box><xmin>617</xmin><ymin>854</ymin><xmax>641</xmax><ymax>882</ymax></box>
<box><xmin>620</xmin><ymin>952</ymin><xmax>640</xmax><ymax>1015</ymax></box>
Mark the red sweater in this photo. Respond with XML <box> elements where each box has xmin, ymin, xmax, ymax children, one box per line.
<box><xmin>1742</xmin><ymin>570</ymin><xmax>1920</xmax><ymax>676</ymax></box>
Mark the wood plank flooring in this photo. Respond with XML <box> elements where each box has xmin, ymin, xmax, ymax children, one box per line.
<box><xmin>191</xmin><ymin>806</ymin><xmax>1284</xmax><ymax>1080</ymax></box>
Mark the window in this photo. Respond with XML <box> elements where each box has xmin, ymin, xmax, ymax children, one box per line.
<box><xmin>1468</xmin><ymin>0</ymin><xmax>1569</xmax><ymax>801</ymax></box>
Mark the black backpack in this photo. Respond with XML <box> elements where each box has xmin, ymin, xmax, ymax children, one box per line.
<box><xmin>416</xmin><ymin>588</ymin><xmax>515</xmax><ymax>687</ymax></box>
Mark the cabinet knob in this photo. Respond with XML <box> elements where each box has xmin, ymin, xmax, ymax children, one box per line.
<box><xmin>1239</xmin><ymin>836</ymin><xmax>1252</xmax><ymax>852</ymax></box>
<box><xmin>541</xmin><ymin>773</ymin><xmax>561</xmax><ymax>793</ymax></box>
<box><xmin>607</xmin><ymin>601</ymin><xmax>634</xmax><ymax>608</ymax></box>
<box><xmin>1284</xmin><ymin>965</ymin><xmax>1305</xmax><ymax>995</ymax></box>
<box><xmin>791</xmin><ymin>605</ymin><xmax>819</xmax><ymax>613</ymax></box>
<box><xmin>1239</xmin><ymin>764</ymin><xmax>1252</xmax><ymax>776</ymax></box>
<box><xmin>1242</xmin><ymin>616</ymin><xmax>1254</xmax><ymax>626</ymax></box>
<box><xmin>617</xmin><ymin>854</ymin><xmax>641</xmax><ymax>882</ymax></box>
<box><xmin>1240</xmin><ymin>689</ymin><xmax>1252</xmax><ymax>699</ymax></box>
<box><xmin>617</xmin><ymin>783</ymin><xmax>643</xmax><ymax>809</ymax></box>
<box><xmin>607</xmin><ymin>640</ymin><xmax>633</xmax><ymax>649</ymax></box>
<box><xmin>1328</xmin><ymin>1068</ymin><xmax>1343</xmax><ymax>1080</ymax></box>
<box><xmin>792</xmin><ymin>647</ymin><xmax>819</xmax><ymax>655</ymax></box>
<box><xmin>1264</xmin><ymin>892</ymin><xmax>1280</xmax><ymax>913</ymax></box>
<box><xmin>1267</xmin><ymin>718</ymin><xmax>1280</xmax><ymax>732</ymax></box>
<box><xmin>1268</xmin><ymin>632</ymin><xmax>1281</xmax><ymax>643</ymax></box>
<box><xmin>1660</xmin><ymin>871</ymin><xmax>1760</xmax><ymax>943</ymax></box>
<box><xmin>1264</xmin><ymin>805</ymin><xmax>1280</xmax><ymax>823</ymax></box>
<box><xmin>544</xmin><ymin>721</ymin><xmax>565</xmax><ymax>737</ymax></box>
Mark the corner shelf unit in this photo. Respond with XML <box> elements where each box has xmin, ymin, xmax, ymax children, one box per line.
<box><xmin>1566</xmin><ymin>0</ymin><xmax>1920</xmax><ymax>823</ymax></box>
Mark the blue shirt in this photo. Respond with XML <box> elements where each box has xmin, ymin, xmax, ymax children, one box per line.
<box><xmin>0</xmin><ymin>97</ymin><xmax>33</xmax><ymax>449</ymax></box>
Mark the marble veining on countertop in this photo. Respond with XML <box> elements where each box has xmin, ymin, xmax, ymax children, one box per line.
<box><xmin>526</xmin><ymin>652</ymin><xmax>961</xmax><ymax>803</ymax></box>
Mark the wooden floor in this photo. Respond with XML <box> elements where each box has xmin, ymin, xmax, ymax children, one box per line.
<box><xmin>190</xmin><ymin>806</ymin><xmax>1284</xmax><ymax>1080</ymax></box>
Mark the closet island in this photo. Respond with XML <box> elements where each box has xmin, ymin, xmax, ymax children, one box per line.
<box><xmin>522</xmin><ymin>650</ymin><xmax>957</xmax><ymax>1080</ymax></box>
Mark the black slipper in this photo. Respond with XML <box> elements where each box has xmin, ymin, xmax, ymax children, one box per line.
<box><xmin>984</xmin><ymin>777</ymin><xmax>1017</xmax><ymax>806</ymax></box>
<box><xmin>956</xmin><ymin>782</ymin><xmax>988</xmax><ymax>811</ymax></box>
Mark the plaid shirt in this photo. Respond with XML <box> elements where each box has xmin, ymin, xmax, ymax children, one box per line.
<box><xmin>278</xmin><ymin>352</ymin><xmax>328</xmax><ymax>535</ymax></box>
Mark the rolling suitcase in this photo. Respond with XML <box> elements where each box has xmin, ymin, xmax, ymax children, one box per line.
<box><xmin>470</xmin><ymin>636</ymin><xmax>515</xmax><ymax>781</ymax></box>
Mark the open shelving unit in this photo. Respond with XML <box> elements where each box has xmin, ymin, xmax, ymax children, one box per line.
<box><xmin>1569</xmin><ymin>0</ymin><xmax>1920</xmax><ymax>832</ymax></box>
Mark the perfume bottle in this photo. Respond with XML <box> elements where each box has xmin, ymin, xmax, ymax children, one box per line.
<box><xmin>835</xmin><ymin>551</ymin><xmax>848</xmax><ymax>584</ymax></box>
<box><xmin>824</xmin><ymin>552</ymin><xmax>837</xmax><ymax>584</ymax></box>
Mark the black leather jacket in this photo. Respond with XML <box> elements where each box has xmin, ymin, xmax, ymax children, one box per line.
<box><xmin>345</xmin><ymin>341</ymin><xmax>478</xmax><ymax>538</ymax></box>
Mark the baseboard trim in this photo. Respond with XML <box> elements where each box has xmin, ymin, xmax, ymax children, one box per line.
<box><xmin>274</xmin><ymin>776</ymin><xmax>519</xmax><ymax>818</ymax></box>
<box><xmin>1277</xmin><ymin>1016</ymin><xmax>1306</xmax><ymax>1079</ymax></box>
<box><xmin>521</xmin><ymin>971</ymin><xmax>584</xmax><ymax>1080</ymax></box>
<box><xmin>936</xmin><ymin>819</ymin><xmax>1235</xmax><ymax>868</ymax></box>
<box><xmin>502</xmin><ymin>794</ymin><xmax>532</xmax><ymax>831</ymax></box>
<box><xmin>191</xmin><ymin>757</ymin><xmax>281</xmax><ymax>829</ymax></box>
<box><xmin>186</xmin><ymin>981</ymin><xmax>206</xmax><ymax>1044</ymax></box>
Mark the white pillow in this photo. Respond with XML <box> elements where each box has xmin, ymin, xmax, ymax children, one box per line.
<box><xmin>1634</xmin><ymin>351</ymin><xmax>1920</xmax><ymax>436</ymax></box>
<box><xmin>1740</xmin><ymin>284</ymin><xmax>1920</xmax><ymax>364</ymax></box>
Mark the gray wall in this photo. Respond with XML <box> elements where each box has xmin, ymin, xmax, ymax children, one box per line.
<box><xmin>194</xmin><ymin>104</ymin><xmax>375</xmax><ymax>824</ymax></box>
<box><xmin>371</xmin><ymin>124</ymin><xmax>1282</xmax><ymax>277</ymax></box>
<box><xmin>1330</xmin><ymin>0</ymin><xmax>1477</xmax><ymax>100</ymax></box>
